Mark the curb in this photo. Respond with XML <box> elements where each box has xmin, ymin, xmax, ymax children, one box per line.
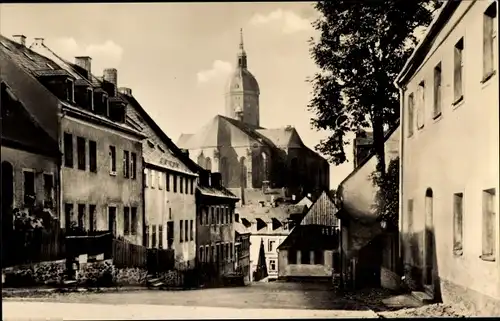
<box><xmin>2</xmin><ymin>286</ymin><xmax>146</xmax><ymax>296</ymax></box>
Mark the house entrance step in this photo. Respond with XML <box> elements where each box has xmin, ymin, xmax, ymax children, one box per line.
<box><xmin>151</xmin><ymin>281</ymin><xmax>164</xmax><ymax>287</ymax></box>
<box><xmin>63</xmin><ymin>280</ymin><xmax>77</xmax><ymax>286</ymax></box>
<box><xmin>411</xmin><ymin>291</ymin><xmax>433</xmax><ymax>304</ymax></box>
<box><xmin>147</xmin><ymin>278</ymin><xmax>161</xmax><ymax>284</ymax></box>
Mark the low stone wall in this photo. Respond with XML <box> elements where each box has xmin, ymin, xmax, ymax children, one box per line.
<box><xmin>76</xmin><ymin>260</ymin><xmax>148</xmax><ymax>287</ymax></box>
<box><xmin>3</xmin><ymin>259</ymin><xmax>66</xmax><ymax>287</ymax></box>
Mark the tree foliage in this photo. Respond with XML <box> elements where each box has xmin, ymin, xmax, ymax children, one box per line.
<box><xmin>371</xmin><ymin>157</ymin><xmax>400</xmax><ymax>228</ymax></box>
<box><xmin>308</xmin><ymin>1</ymin><xmax>436</xmax><ymax>172</ymax></box>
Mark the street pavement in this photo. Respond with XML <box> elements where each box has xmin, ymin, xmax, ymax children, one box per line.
<box><xmin>2</xmin><ymin>282</ymin><xmax>380</xmax><ymax>319</ymax></box>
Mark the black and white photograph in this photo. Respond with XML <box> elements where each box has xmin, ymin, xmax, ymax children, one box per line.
<box><xmin>1</xmin><ymin>1</ymin><xmax>499</xmax><ymax>319</ymax></box>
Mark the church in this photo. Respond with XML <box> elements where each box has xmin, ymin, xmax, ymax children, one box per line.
<box><xmin>177</xmin><ymin>30</ymin><xmax>329</xmax><ymax>203</ymax></box>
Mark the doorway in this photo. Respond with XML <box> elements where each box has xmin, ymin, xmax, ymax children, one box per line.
<box><xmin>423</xmin><ymin>188</ymin><xmax>434</xmax><ymax>295</ymax></box>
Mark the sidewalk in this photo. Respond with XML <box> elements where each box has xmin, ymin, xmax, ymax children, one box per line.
<box><xmin>2</xmin><ymin>286</ymin><xmax>147</xmax><ymax>297</ymax></box>
<box><xmin>3</xmin><ymin>301</ymin><xmax>380</xmax><ymax>320</ymax></box>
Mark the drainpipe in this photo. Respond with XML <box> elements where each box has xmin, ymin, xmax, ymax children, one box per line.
<box><xmin>396</xmin><ymin>84</ymin><xmax>405</xmax><ymax>276</ymax></box>
<box><xmin>142</xmin><ymin>157</ymin><xmax>146</xmax><ymax>246</ymax></box>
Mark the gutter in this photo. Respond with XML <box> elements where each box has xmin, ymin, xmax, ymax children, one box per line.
<box><xmin>396</xmin><ymin>85</ymin><xmax>405</xmax><ymax>267</ymax></box>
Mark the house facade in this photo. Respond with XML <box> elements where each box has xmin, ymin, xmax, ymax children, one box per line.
<box><xmin>395</xmin><ymin>0</ymin><xmax>499</xmax><ymax>315</ymax></box>
<box><xmin>118</xmin><ymin>88</ymin><xmax>199</xmax><ymax>269</ymax></box>
<box><xmin>1</xmin><ymin>35</ymin><xmax>146</xmax><ymax>246</ymax></box>
<box><xmin>277</xmin><ymin>191</ymin><xmax>340</xmax><ymax>281</ymax></box>
<box><xmin>196</xmin><ymin>171</ymin><xmax>239</xmax><ymax>280</ymax></box>
<box><xmin>234</xmin><ymin>220</ymin><xmax>251</xmax><ymax>284</ymax></box>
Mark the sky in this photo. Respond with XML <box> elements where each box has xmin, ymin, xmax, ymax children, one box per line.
<box><xmin>0</xmin><ymin>2</ymin><xmax>358</xmax><ymax>188</ymax></box>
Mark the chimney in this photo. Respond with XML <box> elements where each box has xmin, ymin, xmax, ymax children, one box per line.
<box><xmin>103</xmin><ymin>68</ymin><xmax>117</xmax><ymax>96</ymax></box>
<box><xmin>75</xmin><ymin>56</ymin><xmax>92</xmax><ymax>79</ymax></box>
<box><xmin>199</xmin><ymin>170</ymin><xmax>210</xmax><ymax>187</ymax></box>
<box><xmin>32</xmin><ymin>37</ymin><xmax>44</xmax><ymax>47</ymax></box>
<box><xmin>180</xmin><ymin>148</ymin><xmax>189</xmax><ymax>158</ymax></box>
<box><xmin>211</xmin><ymin>172</ymin><xmax>222</xmax><ymax>189</ymax></box>
<box><xmin>12</xmin><ymin>35</ymin><xmax>26</xmax><ymax>47</ymax></box>
<box><xmin>118</xmin><ymin>87</ymin><xmax>132</xmax><ymax>96</ymax></box>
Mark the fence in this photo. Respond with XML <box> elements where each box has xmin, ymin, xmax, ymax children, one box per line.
<box><xmin>3</xmin><ymin>224</ymin><xmax>66</xmax><ymax>267</ymax></box>
<box><xmin>147</xmin><ymin>248</ymin><xmax>175</xmax><ymax>274</ymax></box>
<box><xmin>112</xmin><ymin>238</ymin><xmax>147</xmax><ymax>268</ymax></box>
<box><xmin>66</xmin><ymin>232</ymin><xmax>113</xmax><ymax>259</ymax></box>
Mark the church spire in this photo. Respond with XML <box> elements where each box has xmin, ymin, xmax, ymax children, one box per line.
<box><xmin>237</xmin><ymin>28</ymin><xmax>247</xmax><ymax>69</ymax></box>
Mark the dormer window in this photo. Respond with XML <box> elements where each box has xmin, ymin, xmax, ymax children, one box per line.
<box><xmin>23</xmin><ymin>52</ymin><xmax>34</xmax><ymax>61</ymax></box>
<box><xmin>66</xmin><ymin>79</ymin><xmax>74</xmax><ymax>102</ymax></box>
<box><xmin>102</xmin><ymin>94</ymin><xmax>109</xmax><ymax>116</ymax></box>
<box><xmin>87</xmin><ymin>88</ymin><xmax>94</xmax><ymax>110</ymax></box>
<box><xmin>1</xmin><ymin>41</ymin><xmax>10</xmax><ymax>50</ymax></box>
<box><xmin>46</xmin><ymin>63</ymin><xmax>54</xmax><ymax>70</ymax></box>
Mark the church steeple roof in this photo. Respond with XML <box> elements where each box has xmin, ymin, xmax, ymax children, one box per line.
<box><xmin>237</xmin><ymin>28</ymin><xmax>247</xmax><ymax>69</ymax></box>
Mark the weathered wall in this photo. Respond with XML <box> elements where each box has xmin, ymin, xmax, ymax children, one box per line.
<box><xmin>1</xmin><ymin>146</ymin><xmax>60</xmax><ymax>218</ymax></box>
<box><xmin>278</xmin><ymin>249</ymin><xmax>333</xmax><ymax>278</ymax></box>
<box><xmin>249</xmin><ymin>233</ymin><xmax>288</xmax><ymax>280</ymax></box>
<box><xmin>400</xmin><ymin>0</ymin><xmax>499</xmax><ymax>314</ymax></box>
<box><xmin>61</xmin><ymin>116</ymin><xmax>143</xmax><ymax>245</ymax></box>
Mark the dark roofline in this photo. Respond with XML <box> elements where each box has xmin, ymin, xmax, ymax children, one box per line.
<box><xmin>396</xmin><ymin>1</ymin><xmax>460</xmax><ymax>86</ymax></box>
<box><xmin>338</xmin><ymin>119</ymin><xmax>400</xmax><ymax>188</ymax></box>
<box><xmin>120</xmin><ymin>94</ymin><xmax>201</xmax><ymax>174</ymax></box>
<box><xmin>196</xmin><ymin>186</ymin><xmax>240</xmax><ymax>200</ymax></box>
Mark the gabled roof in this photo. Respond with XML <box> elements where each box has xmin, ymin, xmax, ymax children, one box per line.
<box><xmin>277</xmin><ymin>225</ymin><xmax>339</xmax><ymax>250</ymax></box>
<box><xmin>1</xmin><ymin>82</ymin><xmax>59</xmax><ymax>157</ymax></box>
<box><xmin>300</xmin><ymin>191</ymin><xmax>339</xmax><ymax>227</ymax></box>
<box><xmin>234</xmin><ymin>221</ymin><xmax>251</xmax><ymax>235</ymax></box>
<box><xmin>295</xmin><ymin>196</ymin><xmax>313</xmax><ymax>208</ymax></box>
<box><xmin>196</xmin><ymin>185</ymin><xmax>239</xmax><ymax>200</ymax></box>
<box><xmin>256</xmin><ymin>126</ymin><xmax>304</xmax><ymax>148</ymax></box>
<box><xmin>395</xmin><ymin>1</ymin><xmax>460</xmax><ymax>86</ymax></box>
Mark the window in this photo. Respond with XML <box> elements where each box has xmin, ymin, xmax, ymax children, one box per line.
<box><xmin>158</xmin><ymin>224</ymin><xmax>163</xmax><ymax>249</ymax></box>
<box><xmin>64</xmin><ymin>133</ymin><xmax>73</xmax><ymax>168</ymax></box>
<box><xmin>124</xmin><ymin>207</ymin><xmax>130</xmax><ymax>235</ymax></box>
<box><xmin>89</xmin><ymin>140</ymin><xmax>97</xmax><ymax>172</ymax></box>
<box><xmin>453</xmin><ymin>193</ymin><xmax>464</xmax><ymax>256</ymax></box>
<box><xmin>314</xmin><ymin>250</ymin><xmax>324</xmax><ymax>265</ymax></box>
<box><xmin>190</xmin><ymin>219</ymin><xmax>194</xmax><ymax>241</ymax></box>
<box><xmin>230</xmin><ymin>242</ymin><xmax>233</xmax><ymax>260</ymax></box>
<box><xmin>77</xmin><ymin>137</ymin><xmax>86</xmax><ymax>170</ymax></box>
<box><xmin>407</xmin><ymin>93</ymin><xmax>415</xmax><ymax>137</ymax></box>
<box><xmin>221</xmin><ymin>207</ymin><xmax>224</xmax><ymax>224</ymax></box>
<box><xmin>109</xmin><ymin>146</ymin><xmax>116</xmax><ymax>174</ymax></box>
<box><xmin>151</xmin><ymin>170</ymin><xmax>155</xmax><ymax>188</ymax></box>
<box><xmin>482</xmin><ymin>189</ymin><xmax>496</xmax><ymax>261</ymax></box>
<box><xmin>180</xmin><ymin>220</ymin><xmax>184</xmax><ymax>242</ymax></box>
<box><xmin>78</xmin><ymin>204</ymin><xmax>85</xmax><ymax>228</ymax></box>
<box><xmin>144</xmin><ymin>169</ymin><xmax>149</xmax><ymax>187</ymax></box>
<box><xmin>229</xmin><ymin>208</ymin><xmax>233</xmax><ymax>223</ymax></box>
<box><xmin>131</xmin><ymin>207</ymin><xmax>137</xmax><ymax>235</ymax></box>
<box><xmin>23</xmin><ymin>170</ymin><xmax>35</xmax><ymax>206</ymax></box>
<box><xmin>211</xmin><ymin>207</ymin><xmax>215</xmax><ymax>224</ymax></box>
<box><xmin>131</xmin><ymin>153</ymin><xmax>137</xmax><ymax>179</ymax></box>
<box><xmin>199</xmin><ymin>246</ymin><xmax>204</xmax><ymax>262</ymax></box>
<box><xmin>158</xmin><ymin>172</ymin><xmax>163</xmax><ymax>190</ymax></box>
<box><xmin>268</xmin><ymin>240</ymin><xmax>276</xmax><ymax>252</ymax></box>
<box><xmin>179</xmin><ymin>177</ymin><xmax>184</xmax><ymax>194</ymax></box>
<box><xmin>66</xmin><ymin>79</ymin><xmax>74</xmax><ymax>102</ymax></box>
<box><xmin>269</xmin><ymin>259</ymin><xmax>277</xmax><ymax>271</ymax></box>
<box><xmin>65</xmin><ymin>203</ymin><xmax>74</xmax><ymax>229</ymax></box>
<box><xmin>43</xmin><ymin>174</ymin><xmax>54</xmax><ymax>208</ymax></box>
<box><xmin>185</xmin><ymin>177</ymin><xmax>189</xmax><ymax>194</ymax></box>
<box><xmin>123</xmin><ymin>151</ymin><xmax>130</xmax><ymax>178</ymax></box>
<box><xmin>108</xmin><ymin>206</ymin><xmax>117</xmax><ymax>234</ymax></box>
<box><xmin>190</xmin><ymin>179</ymin><xmax>194</xmax><ymax>194</ymax></box>
<box><xmin>205</xmin><ymin>246</ymin><xmax>210</xmax><ymax>262</ymax></box>
<box><xmin>483</xmin><ymin>3</ymin><xmax>497</xmax><ymax>81</ymax></box>
<box><xmin>173</xmin><ymin>174</ymin><xmax>177</xmax><ymax>193</ymax></box>
<box><xmin>417</xmin><ymin>81</ymin><xmax>425</xmax><ymax>129</ymax></box>
<box><xmin>433</xmin><ymin>62</ymin><xmax>442</xmax><ymax>118</ymax></box>
<box><xmin>184</xmin><ymin>219</ymin><xmax>189</xmax><ymax>242</ymax></box>
<box><xmin>454</xmin><ymin>38</ymin><xmax>464</xmax><ymax>102</ymax></box>
<box><xmin>89</xmin><ymin>205</ymin><xmax>96</xmax><ymax>232</ymax></box>
<box><xmin>288</xmin><ymin>250</ymin><xmax>297</xmax><ymax>264</ymax></box>
<box><xmin>300</xmin><ymin>250</ymin><xmax>310</xmax><ymax>264</ymax></box>
<box><xmin>166</xmin><ymin>172</ymin><xmax>170</xmax><ymax>191</ymax></box>
<box><xmin>199</xmin><ymin>210</ymin><xmax>204</xmax><ymax>225</ymax></box>
<box><xmin>167</xmin><ymin>221</ymin><xmax>174</xmax><ymax>249</ymax></box>
<box><xmin>152</xmin><ymin>224</ymin><xmax>157</xmax><ymax>248</ymax></box>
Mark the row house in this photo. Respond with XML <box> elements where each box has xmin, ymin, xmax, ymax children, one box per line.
<box><xmin>395</xmin><ymin>0</ymin><xmax>499</xmax><ymax>315</ymax></box>
<box><xmin>118</xmin><ymin>86</ymin><xmax>200</xmax><ymax>269</ymax></box>
<box><xmin>196</xmin><ymin>171</ymin><xmax>239</xmax><ymax>280</ymax></box>
<box><xmin>234</xmin><ymin>220</ymin><xmax>251</xmax><ymax>284</ymax></box>
<box><xmin>1</xmin><ymin>34</ymin><xmax>146</xmax><ymax>245</ymax></box>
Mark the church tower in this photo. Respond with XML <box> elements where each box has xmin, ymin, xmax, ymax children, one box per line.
<box><xmin>225</xmin><ymin>29</ymin><xmax>260</xmax><ymax>127</ymax></box>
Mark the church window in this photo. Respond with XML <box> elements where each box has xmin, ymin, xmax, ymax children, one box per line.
<box><xmin>220</xmin><ymin>157</ymin><xmax>228</xmax><ymax>186</ymax></box>
<box><xmin>205</xmin><ymin>157</ymin><xmax>212</xmax><ymax>171</ymax></box>
<box><xmin>261</xmin><ymin>153</ymin><xmax>269</xmax><ymax>181</ymax></box>
<box><xmin>239</xmin><ymin>157</ymin><xmax>247</xmax><ymax>188</ymax></box>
